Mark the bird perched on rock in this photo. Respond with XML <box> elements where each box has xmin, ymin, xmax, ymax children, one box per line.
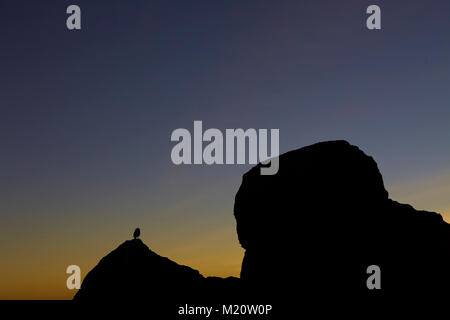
<box><xmin>133</xmin><ymin>228</ymin><xmax>140</xmax><ymax>239</ymax></box>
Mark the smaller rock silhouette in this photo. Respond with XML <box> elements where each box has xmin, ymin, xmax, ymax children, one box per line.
<box><xmin>133</xmin><ymin>228</ymin><xmax>140</xmax><ymax>239</ymax></box>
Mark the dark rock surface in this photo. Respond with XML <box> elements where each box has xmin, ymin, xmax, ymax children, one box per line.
<box><xmin>75</xmin><ymin>140</ymin><xmax>450</xmax><ymax>311</ymax></box>
<box><xmin>74</xmin><ymin>239</ymin><xmax>242</xmax><ymax>305</ymax></box>
<box><xmin>74</xmin><ymin>239</ymin><xmax>204</xmax><ymax>302</ymax></box>
<box><xmin>234</xmin><ymin>140</ymin><xmax>450</xmax><ymax>293</ymax></box>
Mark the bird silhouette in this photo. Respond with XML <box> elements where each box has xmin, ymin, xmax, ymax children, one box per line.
<box><xmin>133</xmin><ymin>228</ymin><xmax>140</xmax><ymax>239</ymax></box>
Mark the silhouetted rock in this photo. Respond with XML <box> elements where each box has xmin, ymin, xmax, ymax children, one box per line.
<box><xmin>74</xmin><ymin>239</ymin><xmax>203</xmax><ymax>302</ymax></box>
<box><xmin>75</xmin><ymin>140</ymin><xmax>450</xmax><ymax>312</ymax></box>
<box><xmin>74</xmin><ymin>239</ymin><xmax>245</xmax><ymax>308</ymax></box>
<box><xmin>234</xmin><ymin>140</ymin><xmax>450</xmax><ymax>295</ymax></box>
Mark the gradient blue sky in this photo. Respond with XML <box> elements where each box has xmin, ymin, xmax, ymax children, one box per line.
<box><xmin>1</xmin><ymin>0</ymin><xmax>449</xmax><ymax>298</ymax></box>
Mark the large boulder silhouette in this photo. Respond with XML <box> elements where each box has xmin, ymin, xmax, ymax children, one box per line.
<box><xmin>234</xmin><ymin>140</ymin><xmax>450</xmax><ymax>294</ymax></box>
<box><xmin>74</xmin><ymin>140</ymin><xmax>450</xmax><ymax>309</ymax></box>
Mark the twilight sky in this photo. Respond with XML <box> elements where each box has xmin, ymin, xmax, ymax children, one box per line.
<box><xmin>1</xmin><ymin>0</ymin><xmax>449</xmax><ymax>299</ymax></box>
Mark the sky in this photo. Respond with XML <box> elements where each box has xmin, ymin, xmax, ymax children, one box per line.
<box><xmin>0</xmin><ymin>0</ymin><xmax>449</xmax><ymax>299</ymax></box>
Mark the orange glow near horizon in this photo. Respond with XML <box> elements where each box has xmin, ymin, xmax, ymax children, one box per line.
<box><xmin>0</xmin><ymin>216</ymin><xmax>244</xmax><ymax>300</ymax></box>
<box><xmin>1</xmin><ymin>173</ymin><xmax>450</xmax><ymax>300</ymax></box>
